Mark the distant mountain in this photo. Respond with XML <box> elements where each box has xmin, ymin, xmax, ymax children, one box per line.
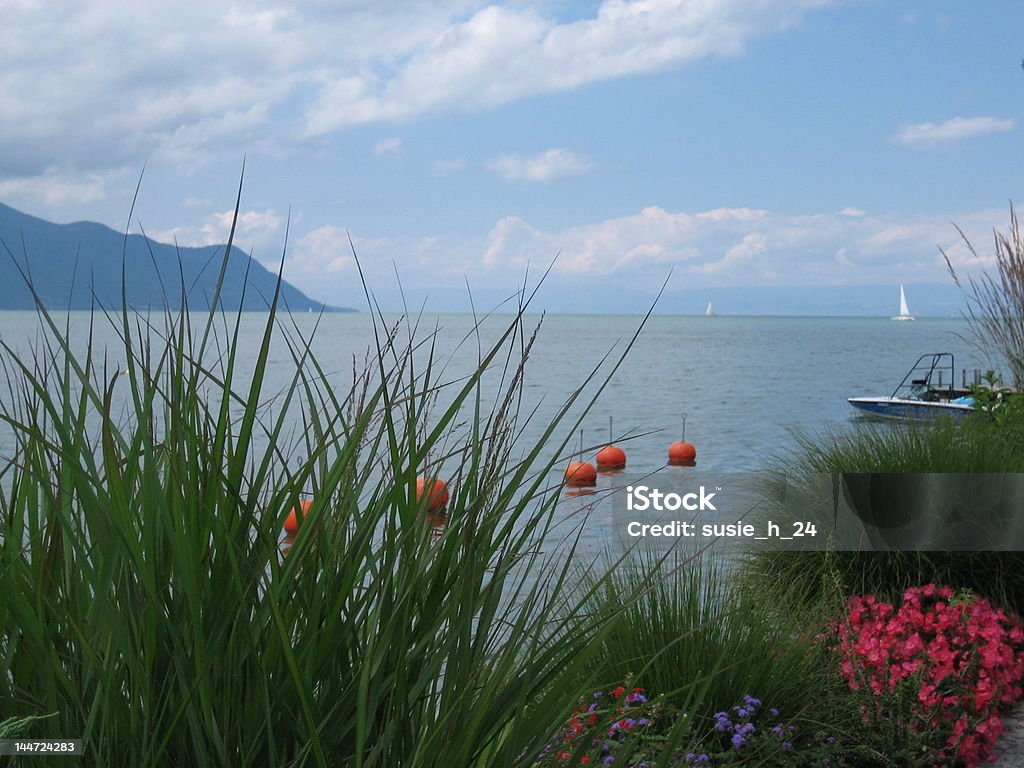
<box><xmin>0</xmin><ymin>202</ymin><xmax>352</xmax><ymax>312</ymax></box>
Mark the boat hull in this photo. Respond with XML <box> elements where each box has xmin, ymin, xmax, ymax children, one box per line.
<box><xmin>847</xmin><ymin>397</ymin><xmax>973</xmax><ymax>420</ymax></box>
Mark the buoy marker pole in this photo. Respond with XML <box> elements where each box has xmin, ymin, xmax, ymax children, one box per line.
<box><xmin>565</xmin><ymin>428</ymin><xmax>597</xmax><ymax>487</ymax></box>
<box><xmin>668</xmin><ymin>412</ymin><xmax>697</xmax><ymax>466</ymax></box>
<box><xmin>596</xmin><ymin>415</ymin><xmax>627</xmax><ymax>471</ymax></box>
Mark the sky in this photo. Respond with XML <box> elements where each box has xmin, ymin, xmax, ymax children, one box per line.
<box><xmin>1</xmin><ymin>0</ymin><xmax>1022</xmax><ymax>312</ymax></box>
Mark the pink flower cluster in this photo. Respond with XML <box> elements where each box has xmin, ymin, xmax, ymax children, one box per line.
<box><xmin>838</xmin><ymin>584</ymin><xmax>1024</xmax><ymax>766</ymax></box>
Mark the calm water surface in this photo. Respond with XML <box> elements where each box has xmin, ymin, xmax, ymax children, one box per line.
<box><xmin>0</xmin><ymin>310</ymin><xmax>996</xmax><ymax>557</ymax></box>
<box><xmin>0</xmin><ymin>311</ymin><xmax>991</xmax><ymax>472</ymax></box>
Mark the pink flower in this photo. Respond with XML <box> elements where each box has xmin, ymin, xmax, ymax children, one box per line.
<box><xmin>835</xmin><ymin>585</ymin><xmax>1024</xmax><ymax>768</ymax></box>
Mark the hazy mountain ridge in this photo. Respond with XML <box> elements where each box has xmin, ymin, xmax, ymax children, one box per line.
<box><xmin>0</xmin><ymin>202</ymin><xmax>351</xmax><ymax>312</ymax></box>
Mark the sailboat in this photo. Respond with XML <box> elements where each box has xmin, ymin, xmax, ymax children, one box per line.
<box><xmin>705</xmin><ymin>301</ymin><xmax>715</xmax><ymax>317</ymax></box>
<box><xmin>891</xmin><ymin>285</ymin><xmax>915</xmax><ymax>321</ymax></box>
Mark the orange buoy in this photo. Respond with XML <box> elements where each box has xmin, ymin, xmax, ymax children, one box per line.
<box><xmin>596</xmin><ymin>444</ymin><xmax>627</xmax><ymax>470</ymax></box>
<box><xmin>668</xmin><ymin>441</ymin><xmax>697</xmax><ymax>466</ymax></box>
<box><xmin>564</xmin><ymin>461</ymin><xmax>597</xmax><ymax>487</ymax></box>
<box><xmin>416</xmin><ymin>476</ymin><xmax>450</xmax><ymax>512</ymax></box>
<box><xmin>284</xmin><ymin>498</ymin><xmax>314</xmax><ymax>535</ymax></box>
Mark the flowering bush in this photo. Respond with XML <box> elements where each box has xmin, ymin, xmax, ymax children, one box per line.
<box><xmin>535</xmin><ymin>685</ymin><xmax>661</xmax><ymax>766</ymax></box>
<box><xmin>837</xmin><ymin>584</ymin><xmax>1024</xmax><ymax>766</ymax></box>
<box><xmin>536</xmin><ymin>690</ymin><xmax>841</xmax><ymax>767</ymax></box>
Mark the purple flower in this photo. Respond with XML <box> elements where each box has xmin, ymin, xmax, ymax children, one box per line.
<box><xmin>603</xmin><ymin>758</ymin><xmax>615</xmax><ymax>766</ymax></box>
<box><xmin>743</xmin><ymin>695</ymin><xmax>761</xmax><ymax>709</ymax></box>
<box><xmin>637</xmin><ymin>718</ymin><xmax>650</xmax><ymax>727</ymax></box>
<box><xmin>782</xmin><ymin>742</ymin><xmax>793</xmax><ymax>751</ymax></box>
<box><xmin>825</xmin><ymin>736</ymin><xmax>836</xmax><ymax>745</ymax></box>
<box><xmin>769</xmin><ymin>707</ymin><xmax>780</xmax><ymax>717</ymax></box>
<box><xmin>731</xmin><ymin>733</ymin><xmax>746</xmax><ymax>748</ymax></box>
<box><xmin>714</xmin><ymin>712</ymin><xmax>731</xmax><ymax>732</ymax></box>
<box><xmin>772</xmin><ymin>725</ymin><xmax>784</xmax><ymax>737</ymax></box>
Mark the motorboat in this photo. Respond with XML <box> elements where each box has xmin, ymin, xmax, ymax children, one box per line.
<box><xmin>848</xmin><ymin>353</ymin><xmax>975</xmax><ymax>420</ymax></box>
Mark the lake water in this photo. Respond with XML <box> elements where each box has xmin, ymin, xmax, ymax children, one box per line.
<box><xmin>0</xmin><ymin>311</ymin><xmax>991</xmax><ymax>472</ymax></box>
<box><xmin>0</xmin><ymin>310</ymin><xmax>996</xmax><ymax>559</ymax></box>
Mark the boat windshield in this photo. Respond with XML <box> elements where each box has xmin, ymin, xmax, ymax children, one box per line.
<box><xmin>892</xmin><ymin>354</ymin><xmax>957</xmax><ymax>401</ymax></box>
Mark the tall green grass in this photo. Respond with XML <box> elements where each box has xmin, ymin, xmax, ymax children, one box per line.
<box><xmin>793</xmin><ymin>418</ymin><xmax>1024</xmax><ymax>474</ymax></box>
<box><xmin>578</xmin><ymin>552</ymin><xmax>833</xmax><ymax>737</ymax></box>
<box><xmin>745</xmin><ymin>417</ymin><xmax>1024</xmax><ymax>615</ymax></box>
<box><xmin>0</xmin><ymin>199</ymin><xmax>676</xmax><ymax>766</ymax></box>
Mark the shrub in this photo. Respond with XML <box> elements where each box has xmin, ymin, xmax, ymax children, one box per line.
<box><xmin>836</xmin><ymin>585</ymin><xmax>1024</xmax><ymax>766</ymax></box>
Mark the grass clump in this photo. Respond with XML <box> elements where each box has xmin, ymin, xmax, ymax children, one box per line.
<box><xmin>578</xmin><ymin>552</ymin><xmax>834</xmax><ymax>740</ymax></box>
<box><xmin>944</xmin><ymin>204</ymin><xmax>1024</xmax><ymax>387</ymax></box>
<box><xmin>793</xmin><ymin>418</ymin><xmax>1024</xmax><ymax>474</ymax></box>
<box><xmin>0</xmin><ymin>198</ymin><xmax>670</xmax><ymax>766</ymax></box>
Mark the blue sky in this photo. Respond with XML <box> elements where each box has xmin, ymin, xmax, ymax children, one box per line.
<box><xmin>1</xmin><ymin>0</ymin><xmax>1022</xmax><ymax>311</ymax></box>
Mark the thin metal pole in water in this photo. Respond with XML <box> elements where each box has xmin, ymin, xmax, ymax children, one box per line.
<box><xmin>681</xmin><ymin>412</ymin><xmax>687</xmax><ymax>442</ymax></box>
<box><xmin>609</xmin><ymin>416</ymin><xmax>613</xmax><ymax>443</ymax></box>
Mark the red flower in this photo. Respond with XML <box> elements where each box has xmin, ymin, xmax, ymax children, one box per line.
<box><xmin>836</xmin><ymin>585</ymin><xmax>1024</xmax><ymax>767</ymax></box>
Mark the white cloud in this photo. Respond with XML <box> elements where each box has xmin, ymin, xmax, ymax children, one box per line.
<box><xmin>485</xmin><ymin>148</ymin><xmax>593</xmax><ymax>182</ymax></box>
<box><xmin>270</xmin><ymin>203</ymin><xmax>1012</xmax><ymax>306</ymax></box>
<box><xmin>291</xmin><ymin>225</ymin><xmax>356</xmax><ymax>273</ymax></box>
<box><xmin>0</xmin><ymin>168</ymin><xmax>112</xmax><ymax>206</ymax></box>
<box><xmin>373</xmin><ymin>137</ymin><xmax>403</xmax><ymax>155</ymax></box>
<box><xmin>148</xmin><ymin>208</ymin><xmax>282</xmax><ymax>252</ymax></box>
<box><xmin>894</xmin><ymin>116</ymin><xmax>1017</xmax><ymax>145</ymax></box>
<box><xmin>469</xmin><ymin>204</ymin><xmax>1008</xmax><ymax>286</ymax></box>
<box><xmin>304</xmin><ymin>0</ymin><xmax>831</xmax><ymax>132</ymax></box>
<box><xmin>0</xmin><ymin>0</ymin><xmax>831</xmax><ymax>185</ymax></box>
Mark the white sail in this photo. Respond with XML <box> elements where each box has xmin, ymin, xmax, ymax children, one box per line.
<box><xmin>892</xmin><ymin>285</ymin><xmax>915</xmax><ymax>321</ymax></box>
<box><xmin>705</xmin><ymin>301</ymin><xmax>715</xmax><ymax>317</ymax></box>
